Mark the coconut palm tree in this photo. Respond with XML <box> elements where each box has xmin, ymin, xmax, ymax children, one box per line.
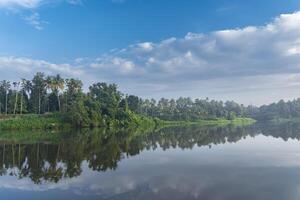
<box><xmin>20</xmin><ymin>79</ymin><xmax>31</xmax><ymax>114</ymax></box>
<box><xmin>1</xmin><ymin>80</ymin><xmax>11</xmax><ymax>115</ymax></box>
<box><xmin>13</xmin><ymin>81</ymin><xmax>20</xmax><ymax>115</ymax></box>
<box><xmin>54</xmin><ymin>75</ymin><xmax>65</xmax><ymax>112</ymax></box>
<box><xmin>46</xmin><ymin>75</ymin><xmax>65</xmax><ymax>112</ymax></box>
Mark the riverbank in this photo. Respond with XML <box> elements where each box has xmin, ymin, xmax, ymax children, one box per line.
<box><xmin>0</xmin><ymin>114</ymin><xmax>160</xmax><ymax>131</ymax></box>
<box><xmin>0</xmin><ymin>114</ymin><xmax>256</xmax><ymax>131</ymax></box>
<box><xmin>0</xmin><ymin>114</ymin><xmax>70</xmax><ymax>131</ymax></box>
<box><xmin>268</xmin><ymin>117</ymin><xmax>300</xmax><ymax>124</ymax></box>
<box><xmin>159</xmin><ymin>117</ymin><xmax>256</xmax><ymax>127</ymax></box>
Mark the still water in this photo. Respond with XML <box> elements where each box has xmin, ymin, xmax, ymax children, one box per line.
<box><xmin>0</xmin><ymin>123</ymin><xmax>300</xmax><ymax>200</ymax></box>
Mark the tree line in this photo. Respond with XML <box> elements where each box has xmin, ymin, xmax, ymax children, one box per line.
<box><xmin>135</xmin><ymin>97</ymin><xmax>247</xmax><ymax>121</ymax></box>
<box><xmin>3</xmin><ymin>72</ymin><xmax>300</xmax><ymax>125</ymax></box>
<box><xmin>0</xmin><ymin>72</ymin><xmax>255</xmax><ymax>127</ymax></box>
<box><xmin>245</xmin><ymin>99</ymin><xmax>300</xmax><ymax>121</ymax></box>
<box><xmin>0</xmin><ymin>72</ymin><xmax>82</xmax><ymax>115</ymax></box>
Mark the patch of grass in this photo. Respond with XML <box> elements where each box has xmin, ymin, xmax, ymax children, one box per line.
<box><xmin>158</xmin><ymin>117</ymin><xmax>256</xmax><ymax>127</ymax></box>
<box><xmin>0</xmin><ymin>114</ymin><xmax>70</xmax><ymax>131</ymax></box>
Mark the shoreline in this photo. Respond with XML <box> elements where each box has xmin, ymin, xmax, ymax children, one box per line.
<box><xmin>0</xmin><ymin>114</ymin><xmax>256</xmax><ymax>131</ymax></box>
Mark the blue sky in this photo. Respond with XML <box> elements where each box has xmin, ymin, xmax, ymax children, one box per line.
<box><xmin>1</xmin><ymin>0</ymin><xmax>300</xmax><ymax>105</ymax></box>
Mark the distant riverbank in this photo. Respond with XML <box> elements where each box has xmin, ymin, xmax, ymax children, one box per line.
<box><xmin>0</xmin><ymin>114</ymin><xmax>256</xmax><ymax>131</ymax></box>
<box><xmin>160</xmin><ymin>117</ymin><xmax>256</xmax><ymax>127</ymax></box>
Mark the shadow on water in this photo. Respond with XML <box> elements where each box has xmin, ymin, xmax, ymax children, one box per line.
<box><xmin>0</xmin><ymin>121</ymin><xmax>298</xmax><ymax>184</ymax></box>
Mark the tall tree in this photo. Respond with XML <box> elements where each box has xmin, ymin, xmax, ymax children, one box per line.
<box><xmin>13</xmin><ymin>81</ymin><xmax>20</xmax><ymax>115</ymax></box>
<box><xmin>89</xmin><ymin>83</ymin><xmax>122</xmax><ymax>118</ymax></box>
<box><xmin>20</xmin><ymin>79</ymin><xmax>31</xmax><ymax>114</ymax></box>
<box><xmin>46</xmin><ymin>75</ymin><xmax>65</xmax><ymax>112</ymax></box>
<box><xmin>0</xmin><ymin>81</ymin><xmax>11</xmax><ymax>115</ymax></box>
<box><xmin>65</xmin><ymin>78</ymin><xmax>83</xmax><ymax>105</ymax></box>
<box><xmin>31</xmin><ymin>73</ymin><xmax>46</xmax><ymax>114</ymax></box>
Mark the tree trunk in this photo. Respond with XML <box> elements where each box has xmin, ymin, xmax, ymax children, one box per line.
<box><xmin>38</xmin><ymin>89</ymin><xmax>41</xmax><ymax>114</ymax></box>
<box><xmin>13</xmin><ymin>91</ymin><xmax>18</xmax><ymax>115</ymax></box>
<box><xmin>57</xmin><ymin>94</ymin><xmax>61</xmax><ymax>112</ymax></box>
<box><xmin>5</xmin><ymin>92</ymin><xmax>7</xmax><ymax>115</ymax></box>
<box><xmin>20</xmin><ymin>92</ymin><xmax>23</xmax><ymax>115</ymax></box>
<box><xmin>65</xmin><ymin>94</ymin><xmax>68</xmax><ymax>112</ymax></box>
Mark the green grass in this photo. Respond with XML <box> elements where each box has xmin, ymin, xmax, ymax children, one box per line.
<box><xmin>158</xmin><ymin>117</ymin><xmax>256</xmax><ymax>127</ymax></box>
<box><xmin>0</xmin><ymin>115</ymin><xmax>256</xmax><ymax>143</ymax></box>
<box><xmin>0</xmin><ymin>113</ymin><xmax>256</xmax><ymax>132</ymax></box>
<box><xmin>0</xmin><ymin>114</ymin><xmax>70</xmax><ymax>131</ymax></box>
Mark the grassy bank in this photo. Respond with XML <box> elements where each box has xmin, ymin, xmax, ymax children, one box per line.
<box><xmin>0</xmin><ymin>114</ymin><xmax>255</xmax><ymax>131</ymax></box>
<box><xmin>159</xmin><ymin>117</ymin><xmax>256</xmax><ymax>127</ymax></box>
<box><xmin>0</xmin><ymin>114</ymin><xmax>70</xmax><ymax>131</ymax></box>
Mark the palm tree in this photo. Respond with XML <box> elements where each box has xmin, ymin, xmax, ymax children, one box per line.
<box><xmin>20</xmin><ymin>79</ymin><xmax>31</xmax><ymax>114</ymax></box>
<box><xmin>46</xmin><ymin>75</ymin><xmax>65</xmax><ymax>112</ymax></box>
<box><xmin>65</xmin><ymin>78</ymin><xmax>83</xmax><ymax>111</ymax></box>
<box><xmin>45</xmin><ymin>76</ymin><xmax>53</xmax><ymax>112</ymax></box>
<box><xmin>13</xmin><ymin>82</ymin><xmax>20</xmax><ymax>115</ymax></box>
<box><xmin>55</xmin><ymin>75</ymin><xmax>65</xmax><ymax>112</ymax></box>
<box><xmin>1</xmin><ymin>81</ymin><xmax>11</xmax><ymax>115</ymax></box>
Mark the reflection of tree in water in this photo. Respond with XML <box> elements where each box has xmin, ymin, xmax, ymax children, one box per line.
<box><xmin>257</xmin><ymin>122</ymin><xmax>300</xmax><ymax>141</ymax></box>
<box><xmin>0</xmin><ymin>122</ymin><xmax>299</xmax><ymax>184</ymax></box>
<box><xmin>132</xmin><ymin>125</ymin><xmax>257</xmax><ymax>152</ymax></box>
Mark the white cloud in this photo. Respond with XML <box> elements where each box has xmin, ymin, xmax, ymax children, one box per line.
<box><xmin>0</xmin><ymin>0</ymin><xmax>42</xmax><ymax>9</ymax></box>
<box><xmin>4</xmin><ymin>11</ymin><xmax>300</xmax><ymax>104</ymax></box>
<box><xmin>0</xmin><ymin>56</ymin><xmax>84</xmax><ymax>81</ymax></box>
<box><xmin>0</xmin><ymin>0</ymin><xmax>82</xmax><ymax>9</ymax></box>
<box><xmin>91</xmin><ymin>56</ymin><xmax>137</xmax><ymax>75</ymax></box>
<box><xmin>0</xmin><ymin>0</ymin><xmax>82</xmax><ymax>29</ymax></box>
<box><xmin>136</xmin><ymin>42</ymin><xmax>154</xmax><ymax>52</ymax></box>
<box><xmin>23</xmin><ymin>12</ymin><xmax>46</xmax><ymax>30</ymax></box>
<box><xmin>81</xmin><ymin>11</ymin><xmax>300</xmax><ymax>105</ymax></box>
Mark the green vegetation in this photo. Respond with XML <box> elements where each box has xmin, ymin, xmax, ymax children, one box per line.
<box><xmin>245</xmin><ymin>99</ymin><xmax>300</xmax><ymax>121</ymax></box>
<box><xmin>0</xmin><ymin>72</ymin><xmax>255</xmax><ymax>131</ymax></box>
<box><xmin>159</xmin><ymin>117</ymin><xmax>256</xmax><ymax>127</ymax></box>
<box><xmin>0</xmin><ymin>114</ymin><xmax>69</xmax><ymax>130</ymax></box>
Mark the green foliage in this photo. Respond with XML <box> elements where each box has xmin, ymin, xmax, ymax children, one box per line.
<box><xmin>0</xmin><ymin>72</ymin><xmax>256</xmax><ymax>130</ymax></box>
<box><xmin>245</xmin><ymin>99</ymin><xmax>300</xmax><ymax>121</ymax></box>
<box><xmin>0</xmin><ymin>114</ymin><xmax>68</xmax><ymax>130</ymax></box>
<box><xmin>136</xmin><ymin>97</ymin><xmax>246</xmax><ymax>121</ymax></box>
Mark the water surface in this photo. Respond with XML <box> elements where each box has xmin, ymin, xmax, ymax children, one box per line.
<box><xmin>0</xmin><ymin>123</ymin><xmax>300</xmax><ymax>200</ymax></box>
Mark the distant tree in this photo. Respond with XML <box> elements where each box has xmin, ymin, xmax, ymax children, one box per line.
<box><xmin>12</xmin><ymin>81</ymin><xmax>20</xmax><ymax>115</ymax></box>
<box><xmin>0</xmin><ymin>80</ymin><xmax>11</xmax><ymax>115</ymax></box>
<box><xmin>126</xmin><ymin>95</ymin><xmax>139</xmax><ymax>113</ymax></box>
<box><xmin>31</xmin><ymin>72</ymin><xmax>47</xmax><ymax>114</ymax></box>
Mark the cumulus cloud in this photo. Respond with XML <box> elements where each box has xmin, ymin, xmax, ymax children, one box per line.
<box><xmin>82</xmin><ymin>11</ymin><xmax>300</xmax><ymax>104</ymax></box>
<box><xmin>3</xmin><ymin>11</ymin><xmax>300</xmax><ymax>104</ymax></box>
<box><xmin>0</xmin><ymin>56</ymin><xmax>84</xmax><ymax>81</ymax></box>
<box><xmin>97</xmin><ymin>12</ymin><xmax>300</xmax><ymax>82</ymax></box>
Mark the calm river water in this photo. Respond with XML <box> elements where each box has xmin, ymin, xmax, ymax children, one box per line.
<box><xmin>0</xmin><ymin>123</ymin><xmax>300</xmax><ymax>200</ymax></box>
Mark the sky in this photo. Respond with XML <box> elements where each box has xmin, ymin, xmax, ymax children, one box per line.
<box><xmin>1</xmin><ymin>0</ymin><xmax>300</xmax><ymax>105</ymax></box>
